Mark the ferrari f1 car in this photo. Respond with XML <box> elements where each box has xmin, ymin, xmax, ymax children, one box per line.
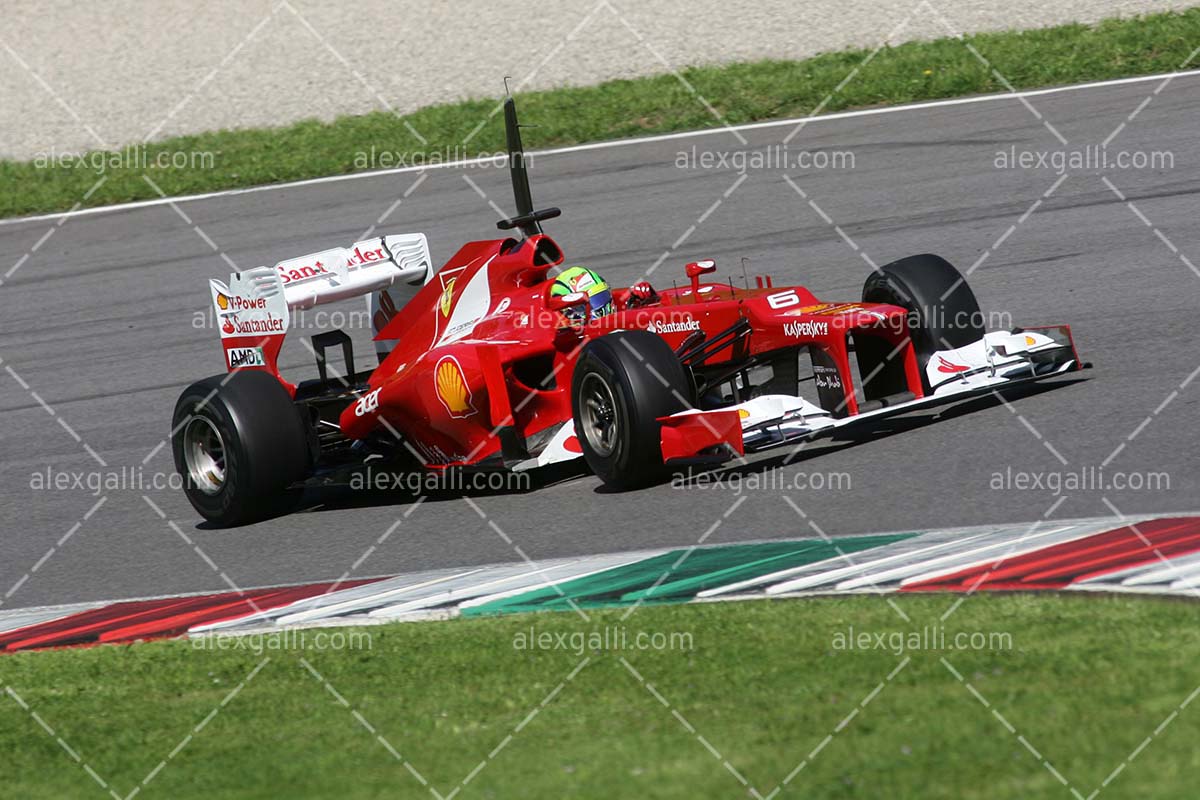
<box><xmin>172</xmin><ymin>99</ymin><xmax>1086</xmax><ymax>526</ymax></box>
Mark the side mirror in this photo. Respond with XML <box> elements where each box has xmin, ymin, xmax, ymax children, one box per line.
<box><xmin>685</xmin><ymin>259</ymin><xmax>716</xmax><ymax>295</ymax></box>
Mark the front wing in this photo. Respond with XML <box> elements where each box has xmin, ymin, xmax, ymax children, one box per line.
<box><xmin>662</xmin><ymin>326</ymin><xmax>1083</xmax><ymax>460</ymax></box>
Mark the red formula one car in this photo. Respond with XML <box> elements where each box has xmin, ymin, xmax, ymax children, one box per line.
<box><xmin>172</xmin><ymin>99</ymin><xmax>1086</xmax><ymax>526</ymax></box>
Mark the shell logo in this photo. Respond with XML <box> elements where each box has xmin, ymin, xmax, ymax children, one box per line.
<box><xmin>216</xmin><ymin>293</ymin><xmax>230</xmax><ymax>310</ymax></box>
<box><xmin>439</xmin><ymin>278</ymin><xmax>457</xmax><ymax>317</ymax></box>
<box><xmin>435</xmin><ymin>356</ymin><xmax>475</xmax><ymax>418</ymax></box>
<box><xmin>1024</xmin><ymin>335</ymin><xmax>1037</xmax><ymax>346</ymax></box>
<box><xmin>738</xmin><ymin>408</ymin><xmax>751</xmax><ymax>420</ymax></box>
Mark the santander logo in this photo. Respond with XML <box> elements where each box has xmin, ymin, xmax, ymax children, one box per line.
<box><xmin>277</xmin><ymin>260</ymin><xmax>330</xmax><ymax>285</ymax></box>
<box><xmin>646</xmin><ymin>318</ymin><xmax>701</xmax><ymax>335</ymax></box>
<box><xmin>277</xmin><ymin>246</ymin><xmax>387</xmax><ymax>285</ymax></box>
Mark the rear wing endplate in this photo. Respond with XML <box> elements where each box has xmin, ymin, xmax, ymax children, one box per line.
<box><xmin>208</xmin><ymin>233</ymin><xmax>432</xmax><ymax>387</ymax></box>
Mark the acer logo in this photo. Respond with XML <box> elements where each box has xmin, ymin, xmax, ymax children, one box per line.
<box><xmin>354</xmin><ymin>388</ymin><xmax>382</xmax><ymax>417</ymax></box>
<box><xmin>784</xmin><ymin>321</ymin><xmax>829</xmax><ymax>338</ymax></box>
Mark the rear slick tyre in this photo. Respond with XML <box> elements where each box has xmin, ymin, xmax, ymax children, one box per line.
<box><xmin>172</xmin><ymin>371</ymin><xmax>310</xmax><ymax>527</ymax></box>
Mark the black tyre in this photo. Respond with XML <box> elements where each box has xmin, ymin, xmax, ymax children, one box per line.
<box><xmin>862</xmin><ymin>253</ymin><xmax>984</xmax><ymax>389</ymax></box>
<box><xmin>172</xmin><ymin>371</ymin><xmax>312</xmax><ymax>526</ymax></box>
<box><xmin>571</xmin><ymin>330</ymin><xmax>693</xmax><ymax>490</ymax></box>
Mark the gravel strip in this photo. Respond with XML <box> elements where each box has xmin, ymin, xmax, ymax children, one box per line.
<box><xmin>0</xmin><ymin>0</ymin><xmax>1193</xmax><ymax>159</ymax></box>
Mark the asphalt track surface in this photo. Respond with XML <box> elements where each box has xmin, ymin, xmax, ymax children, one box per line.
<box><xmin>3</xmin><ymin>76</ymin><xmax>1199</xmax><ymax>609</ymax></box>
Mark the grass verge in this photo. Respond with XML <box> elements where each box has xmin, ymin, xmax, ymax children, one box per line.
<box><xmin>2</xmin><ymin>593</ymin><xmax>1199</xmax><ymax>798</ymax></box>
<box><xmin>5</xmin><ymin>9</ymin><xmax>1200</xmax><ymax>220</ymax></box>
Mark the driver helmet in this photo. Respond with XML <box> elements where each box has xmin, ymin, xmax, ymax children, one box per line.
<box><xmin>550</xmin><ymin>266</ymin><xmax>615</xmax><ymax>321</ymax></box>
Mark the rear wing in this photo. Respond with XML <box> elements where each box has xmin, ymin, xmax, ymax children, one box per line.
<box><xmin>276</xmin><ymin>233</ymin><xmax>432</xmax><ymax>310</ymax></box>
<box><xmin>209</xmin><ymin>233</ymin><xmax>432</xmax><ymax>388</ymax></box>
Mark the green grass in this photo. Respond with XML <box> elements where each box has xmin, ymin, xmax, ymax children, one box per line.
<box><xmin>2</xmin><ymin>594</ymin><xmax>1199</xmax><ymax>798</ymax></box>
<box><xmin>5</xmin><ymin>8</ymin><xmax>1200</xmax><ymax>219</ymax></box>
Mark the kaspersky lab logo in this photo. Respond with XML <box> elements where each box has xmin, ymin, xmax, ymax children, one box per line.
<box><xmin>784</xmin><ymin>320</ymin><xmax>829</xmax><ymax>338</ymax></box>
<box><xmin>646</xmin><ymin>317</ymin><xmax>701</xmax><ymax>335</ymax></box>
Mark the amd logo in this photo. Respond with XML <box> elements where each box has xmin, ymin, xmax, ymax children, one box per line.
<box><xmin>227</xmin><ymin>346</ymin><xmax>265</xmax><ymax>368</ymax></box>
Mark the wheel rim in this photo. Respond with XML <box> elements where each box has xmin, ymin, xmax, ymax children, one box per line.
<box><xmin>579</xmin><ymin>373</ymin><xmax>620</xmax><ymax>458</ymax></box>
<box><xmin>183</xmin><ymin>416</ymin><xmax>226</xmax><ymax>495</ymax></box>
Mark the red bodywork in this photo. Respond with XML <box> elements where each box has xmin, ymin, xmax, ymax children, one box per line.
<box><xmin>334</xmin><ymin>233</ymin><xmax>921</xmax><ymax>469</ymax></box>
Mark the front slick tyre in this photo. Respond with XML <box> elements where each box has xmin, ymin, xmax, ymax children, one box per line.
<box><xmin>571</xmin><ymin>330</ymin><xmax>692</xmax><ymax>490</ymax></box>
<box><xmin>172</xmin><ymin>370</ymin><xmax>311</xmax><ymax>527</ymax></box>
<box><xmin>862</xmin><ymin>253</ymin><xmax>984</xmax><ymax>392</ymax></box>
